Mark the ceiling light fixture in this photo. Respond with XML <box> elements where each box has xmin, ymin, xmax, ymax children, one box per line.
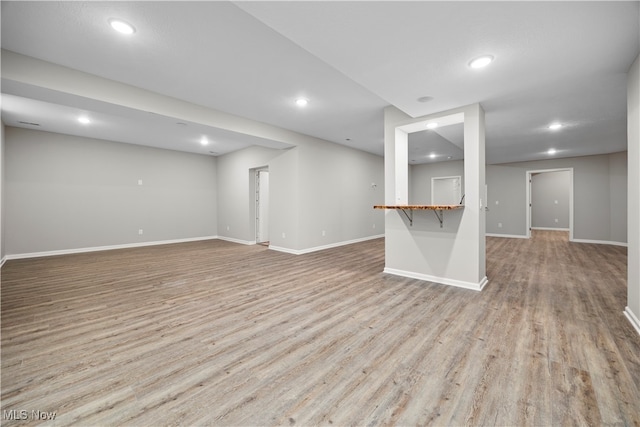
<box><xmin>200</xmin><ymin>136</ymin><xmax>209</xmax><ymax>146</ymax></box>
<box><xmin>78</xmin><ymin>116</ymin><xmax>91</xmax><ymax>124</ymax></box>
<box><xmin>295</xmin><ymin>98</ymin><xmax>309</xmax><ymax>107</ymax></box>
<box><xmin>547</xmin><ymin>148</ymin><xmax>557</xmax><ymax>155</ymax></box>
<box><xmin>429</xmin><ymin>153</ymin><xmax>437</xmax><ymax>159</ymax></box>
<box><xmin>548</xmin><ymin>123</ymin><xmax>562</xmax><ymax>130</ymax></box>
<box><xmin>109</xmin><ymin>18</ymin><xmax>136</xmax><ymax>35</ymax></box>
<box><xmin>469</xmin><ymin>55</ymin><xmax>494</xmax><ymax>69</ymax></box>
<box><xmin>426</xmin><ymin>122</ymin><xmax>438</xmax><ymax>129</ymax></box>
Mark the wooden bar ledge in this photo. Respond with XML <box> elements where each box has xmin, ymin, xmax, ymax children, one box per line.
<box><xmin>374</xmin><ymin>205</ymin><xmax>464</xmax><ymax>227</ymax></box>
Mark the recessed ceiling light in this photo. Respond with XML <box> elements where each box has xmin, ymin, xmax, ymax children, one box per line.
<box><xmin>426</xmin><ymin>122</ymin><xmax>438</xmax><ymax>129</ymax></box>
<box><xmin>548</xmin><ymin>123</ymin><xmax>562</xmax><ymax>130</ymax></box>
<box><xmin>295</xmin><ymin>98</ymin><xmax>309</xmax><ymax>107</ymax></box>
<box><xmin>429</xmin><ymin>153</ymin><xmax>437</xmax><ymax>159</ymax></box>
<box><xmin>200</xmin><ymin>136</ymin><xmax>209</xmax><ymax>146</ymax></box>
<box><xmin>417</xmin><ymin>96</ymin><xmax>434</xmax><ymax>103</ymax></box>
<box><xmin>547</xmin><ymin>148</ymin><xmax>557</xmax><ymax>155</ymax></box>
<box><xmin>469</xmin><ymin>55</ymin><xmax>494</xmax><ymax>69</ymax></box>
<box><xmin>109</xmin><ymin>19</ymin><xmax>136</xmax><ymax>35</ymax></box>
<box><xmin>78</xmin><ymin>116</ymin><xmax>91</xmax><ymax>124</ymax></box>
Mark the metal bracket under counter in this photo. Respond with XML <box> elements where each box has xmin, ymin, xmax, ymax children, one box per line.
<box><xmin>373</xmin><ymin>205</ymin><xmax>464</xmax><ymax>227</ymax></box>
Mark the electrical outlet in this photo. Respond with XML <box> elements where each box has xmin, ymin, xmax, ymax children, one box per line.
<box><xmin>226</xmin><ymin>225</ymin><xmax>230</xmax><ymax>231</ymax></box>
<box><xmin>138</xmin><ymin>229</ymin><xmax>143</xmax><ymax>235</ymax></box>
<box><xmin>498</xmin><ymin>223</ymin><xmax>502</xmax><ymax>228</ymax></box>
<box><xmin>138</xmin><ymin>179</ymin><xmax>143</xmax><ymax>186</ymax></box>
<box><xmin>282</xmin><ymin>232</ymin><xmax>286</xmax><ymax>239</ymax></box>
<box><xmin>373</xmin><ymin>223</ymin><xmax>376</xmax><ymax>229</ymax></box>
<box><xmin>322</xmin><ymin>230</ymin><xmax>326</xmax><ymax>237</ymax></box>
<box><xmin>555</xmin><ymin>218</ymin><xmax>558</xmax><ymax>223</ymax></box>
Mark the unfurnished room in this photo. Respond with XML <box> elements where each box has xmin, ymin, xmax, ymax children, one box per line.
<box><xmin>1</xmin><ymin>1</ymin><xmax>639</xmax><ymax>426</ymax></box>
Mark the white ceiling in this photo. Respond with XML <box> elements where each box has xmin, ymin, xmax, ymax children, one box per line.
<box><xmin>1</xmin><ymin>1</ymin><xmax>638</xmax><ymax>164</ymax></box>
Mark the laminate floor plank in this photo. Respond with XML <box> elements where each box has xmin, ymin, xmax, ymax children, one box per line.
<box><xmin>1</xmin><ymin>232</ymin><xmax>639</xmax><ymax>426</ymax></box>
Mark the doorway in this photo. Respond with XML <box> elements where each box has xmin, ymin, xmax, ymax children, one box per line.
<box><xmin>431</xmin><ymin>176</ymin><xmax>462</xmax><ymax>205</ymax></box>
<box><xmin>526</xmin><ymin>168</ymin><xmax>573</xmax><ymax>240</ymax></box>
<box><xmin>256</xmin><ymin>168</ymin><xmax>269</xmax><ymax>245</ymax></box>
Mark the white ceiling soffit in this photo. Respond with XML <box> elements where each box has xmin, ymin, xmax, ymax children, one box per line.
<box><xmin>0</xmin><ymin>1</ymin><xmax>388</xmax><ymax>156</ymax></box>
<box><xmin>1</xmin><ymin>81</ymin><xmax>293</xmax><ymax>156</ymax></box>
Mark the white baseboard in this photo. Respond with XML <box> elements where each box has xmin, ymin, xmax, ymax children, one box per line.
<box><xmin>216</xmin><ymin>236</ymin><xmax>256</xmax><ymax>246</ymax></box>
<box><xmin>531</xmin><ymin>227</ymin><xmax>570</xmax><ymax>231</ymax></box>
<box><xmin>486</xmin><ymin>233</ymin><xmax>627</xmax><ymax>247</ymax></box>
<box><xmin>268</xmin><ymin>245</ymin><xmax>299</xmax><ymax>255</ymax></box>
<box><xmin>4</xmin><ymin>236</ymin><xmax>220</xmax><ymax>261</ymax></box>
<box><xmin>486</xmin><ymin>233</ymin><xmax>528</xmax><ymax>239</ymax></box>
<box><xmin>624</xmin><ymin>306</ymin><xmax>640</xmax><ymax>336</ymax></box>
<box><xmin>383</xmin><ymin>267</ymin><xmax>487</xmax><ymax>292</ymax></box>
<box><xmin>0</xmin><ymin>256</ymin><xmax>6</xmax><ymax>268</ymax></box>
<box><xmin>570</xmin><ymin>238</ymin><xmax>628</xmax><ymax>247</ymax></box>
<box><xmin>269</xmin><ymin>234</ymin><xmax>384</xmax><ymax>256</ymax></box>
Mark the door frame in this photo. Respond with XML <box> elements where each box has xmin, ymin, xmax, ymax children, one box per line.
<box><xmin>254</xmin><ymin>167</ymin><xmax>269</xmax><ymax>244</ymax></box>
<box><xmin>431</xmin><ymin>175</ymin><xmax>462</xmax><ymax>205</ymax></box>
<box><xmin>525</xmin><ymin>167</ymin><xmax>574</xmax><ymax>240</ymax></box>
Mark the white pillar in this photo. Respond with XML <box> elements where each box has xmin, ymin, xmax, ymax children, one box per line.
<box><xmin>382</xmin><ymin>104</ymin><xmax>487</xmax><ymax>290</ymax></box>
<box><xmin>626</xmin><ymin>54</ymin><xmax>640</xmax><ymax>335</ymax></box>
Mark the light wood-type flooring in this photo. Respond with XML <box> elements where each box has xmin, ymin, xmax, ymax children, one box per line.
<box><xmin>1</xmin><ymin>231</ymin><xmax>639</xmax><ymax>426</ymax></box>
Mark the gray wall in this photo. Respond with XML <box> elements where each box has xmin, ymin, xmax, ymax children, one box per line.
<box><xmin>531</xmin><ymin>170</ymin><xmax>570</xmax><ymax>229</ymax></box>
<box><xmin>486</xmin><ymin>152</ymin><xmax>627</xmax><ymax>243</ymax></box>
<box><xmin>4</xmin><ymin>126</ymin><xmax>384</xmax><ymax>257</ymax></box>
<box><xmin>216</xmin><ymin>137</ymin><xmax>385</xmax><ymax>252</ymax></box>
<box><xmin>610</xmin><ymin>152</ymin><xmax>628</xmax><ymax>243</ymax></box>
<box><xmin>486</xmin><ymin>165</ymin><xmax>527</xmax><ymax>236</ymax></box>
<box><xmin>216</xmin><ymin>145</ymin><xmax>284</xmax><ymax>244</ymax></box>
<box><xmin>268</xmin><ymin>146</ymin><xmax>301</xmax><ymax>250</ymax></box>
<box><xmin>5</xmin><ymin>127</ymin><xmax>218</xmax><ymax>255</ymax></box>
<box><xmin>417</xmin><ymin>153</ymin><xmax>627</xmax><ymax>243</ymax></box>
<box><xmin>409</xmin><ymin>160</ymin><xmax>464</xmax><ymax>205</ymax></box>
<box><xmin>296</xmin><ymin>138</ymin><xmax>384</xmax><ymax>251</ymax></box>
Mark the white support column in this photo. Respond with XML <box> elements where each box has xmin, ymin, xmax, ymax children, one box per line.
<box><xmin>463</xmin><ymin>104</ymin><xmax>487</xmax><ymax>282</ymax></box>
<box><xmin>394</xmin><ymin>129</ymin><xmax>408</xmax><ymax>205</ymax></box>
<box><xmin>382</xmin><ymin>104</ymin><xmax>487</xmax><ymax>290</ymax></box>
<box><xmin>626</xmin><ymin>54</ymin><xmax>640</xmax><ymax>335</ymax></box>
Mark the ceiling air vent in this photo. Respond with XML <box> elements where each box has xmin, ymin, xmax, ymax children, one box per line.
<box><xmin>18</xmin><ymin>121</ymin><xmax>40</xmax><ymax>126</ymax></box>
